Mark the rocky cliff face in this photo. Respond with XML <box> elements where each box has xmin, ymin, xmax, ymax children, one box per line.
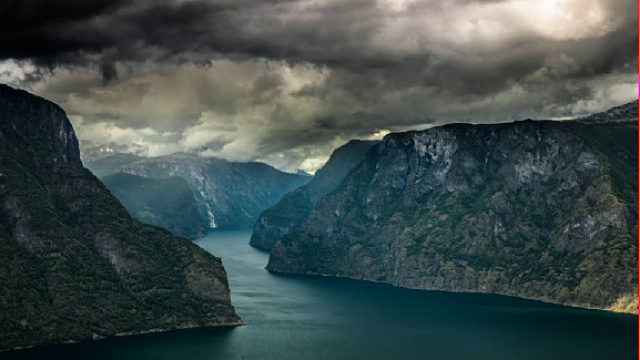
<box><xmin>0</xmin><ymin>85</ymin><xmax>241</xmax><ymax>350</ymax></box>
<box><xmin>118</xmin><ymin>154</ymin><xmax>311</xmax><ymax>229</ymax></box>
<box><xmin>267</xmin><ymin>108</ymin><xmax>638</xmax><ymax>312</ymax></box>
<box><xmin>0</xmin><ymin>85</ymin><xmax>81</xmax><ymax>166</ymax></box>
<box><xmin>102</xmin><ymin>173</ymin><xmax>207</xmax><ymax>238</ymax></box>
<box><xmin>251</xmin><ymin>140</ymin><xmax>377</xmax><ymax>250</ymax></box>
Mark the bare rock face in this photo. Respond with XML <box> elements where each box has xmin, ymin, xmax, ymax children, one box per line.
<box><xmin>250</xmin><ymin>140</ymin><xmax>378</xmax><ymax>250</ymax></box>
<box><xmin>0</xmin><ymin>84</ymin><xmax>241</xmax><ymax>350</ymax></box>
<box><xmin>268</xmin><ymin>111</ymin><xmax>638</xmax><ymax>313</ymax></box>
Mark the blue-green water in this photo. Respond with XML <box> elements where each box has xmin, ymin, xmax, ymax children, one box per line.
<box><xmin>6</xmin><ymin>229</ymin><xmax>638</xmax><ymax>359</ymax></box>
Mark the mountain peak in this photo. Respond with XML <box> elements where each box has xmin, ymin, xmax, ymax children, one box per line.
<box><xmin>0</xmin><ymin>85</ymin><xmax>241</xmax><ymax>350</ymax></box>
<box><xmin>0</xmin><ymin>84</ymin><xmax>81</xmax><ymax>166</ymax></box>
<box><xmin>578</xmin><ymin>101</ymin><xmax>638</xmax><ymax>123</ymax></box>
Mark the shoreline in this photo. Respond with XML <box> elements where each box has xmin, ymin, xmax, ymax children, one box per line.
<box><xmin>2</xmin><ymin>320</ymin><xmax>247</xmax><ymax>353</ymax></box>
<box><xmin>267</xmin><ymin>269</ymin><xmax>638</xmax><ymax>315</ymax></box>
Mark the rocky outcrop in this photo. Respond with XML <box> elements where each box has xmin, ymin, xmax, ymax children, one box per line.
<box><xmin>267</xmin><ymin>111</ymin><xmax>638</xmax><ymax>313</ymax></box>
<box><xmin>0</xmin><ymin>84</ymin><xmax>241</xmax><ymax>350</ymax></box>
<box><xmin>250</xmin><ymin>140</ymin><xmax>377</xmax><ymax>250</ymax></box>
<box><xmin>118</xmin><ymin>153</ymin><xmax>311</xmax><ymax>229</ymax></box>
<box><xmin>102</xmin><ymin>173</ymin><xmax>207</xmax><ymax>238</ymax></box>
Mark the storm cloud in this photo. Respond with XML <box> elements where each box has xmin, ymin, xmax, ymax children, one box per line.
<box><xmin>0</xmin><ymin>0</ymin><xmax>636</xmax><ymax>172</ymax></box>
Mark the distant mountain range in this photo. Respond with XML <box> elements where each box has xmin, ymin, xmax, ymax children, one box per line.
<box><xmin>80</xmin><ymin>141</ymin><xmax>146</xmax><ymax>165</ymax></box>
<box><xmin>84</xmin><ymin>153</ymin><xmax>144</xmax><ymax>178</ymax></box>
<box><xmin>266</xmin><ymin>101</ymin><xmax>638</xmax><ymax>313</ymax></box>
<box><xmin>92</xmin><ymin>102</ymin><xmax>639</xmax><ymax>240</ymax></box>
<box><xmin>84</xmin><ymin>152</ymin><xmax>311</xmax><ymax>235</ymax></box>
<box><xmin>0</xmin><ymin>84</ymin><xmax>241</xmax><ymax>350</ymax></box>
<box><xmin>578</xmin><ymin>101</ymin><xmax>638</xmax><ymax>123</ymax></box>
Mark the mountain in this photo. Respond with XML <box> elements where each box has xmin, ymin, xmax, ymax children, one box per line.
<box><xmin>85</xmin><ymin>150</ymin><xmax>311</xmax><ymax>235</ymax></box>
<box><xmin>0</xmin><ymin>84</ymin><xmax>241</xmax><ymax>350</ymax></box>
<box><xmin>578</xmin><ymin>101</ymin><xmax>638</xmax><ymax>123</ymax></box>
<box><xmin>84</xmin><ymin>153</ymin><xmax>144</xmax><ymax>178</ymax></box>
<box><xmin>80</xmin><ymin>141</ymin><xmax>146</xmax><ymax>163</ymax></box>
<box><xmin>117</xmin><ymin>153</ymin><xmax>312</xmax><ymax>229</ymax></box>
<box><xmin>295</xmin><ymin>169</ymin><xmax>313</xmax><ymax>177</ymax></box>
<box><xmin>251</xmin><ymin>140</ymin><xmax>378</xmax><ymax>250</ymax></box>
<box><xmin>267</xmin><ymin>111</ymin><xmax>638</xmax><ymax>313</ymax></box>
<box><xmin>102</xmin><ymin>173</ymin><xmax>207</xmax><ymax>238</ymax></box>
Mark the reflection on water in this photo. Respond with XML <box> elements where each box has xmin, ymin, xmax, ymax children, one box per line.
<box><xmin>5</xmin><ymin>229</ymin><xmax>638</xmax><ymax>360</ymax></box>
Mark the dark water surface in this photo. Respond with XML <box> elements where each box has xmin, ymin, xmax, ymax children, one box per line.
<box><xmin>7</xmin><ymin>229</ymin><xmax>637</xmax><ymax>360</ymax></box>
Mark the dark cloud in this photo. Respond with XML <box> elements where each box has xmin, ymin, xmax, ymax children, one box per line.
<box><xmin>100</xmin><ymin>61</ymin><xmax>118</xmax><ymax>85</ymax></box>
<box><xmin>314</xmin><ymin>116</ymin><xmax>338</xmax><ymax>130</ymax></box>
<box><xmin>4</xmin><ymin>0</ymin><xmax>633</xmax><ymax>76</ymax></box>
<box><xmin>0</xmin><ymin>0</ymin><xmax>130</xmax><ymax>61</ymax></box>
<box><xmin>0</xmin><ymin>0</ymin><xmax>130</xmax><ymax>26</ymax></box>
<box><xmin>2</xmin><ymin>1</ymin><xmax>636</xmax><ymax>93</ymax></box>
<box><xmin>1</xmin><ymin>0</ymin><xmax>636</xmax><ymax>172</ymax></box>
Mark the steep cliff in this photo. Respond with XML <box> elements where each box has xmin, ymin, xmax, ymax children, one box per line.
<box><xmin>102</xmin><ymin>173</ymin><xmax>207</xmax><ymax>238</ymax></box>
<box><xmin>0</xmin><ymin>84</ymin><xmax>241</xmax><ymax>350</ymax></box>
<box><xmin>251</xmin><ymin>140</ymin><xmax>377</xmax><ymax>250</ymax></box>
<box><xmin>268</xmin><ymin>104</ymin><xmax>638</xmax><ymax>313</ymax></box>
<box><xmin>118</xmin><ymin>154</ymin><xmax>311</xmax><ymax>229</ymax></box>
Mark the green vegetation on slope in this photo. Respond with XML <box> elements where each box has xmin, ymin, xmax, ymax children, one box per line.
<box><xmin>102</xmin><ymin>173</ymin><xmax>207</xmax><ymax>238</ymax></box>
<box><xmin>0</xmin><ymin>84</ymin><xmax>241</xmax><ymax>350</ymax></box>
<box><xmin>250</xmin><ymin>140</ymin><xmax>377</xmax><ymax>250</ymax></box>
<box><xmin>268</xmin><ymin>117</ymin><xmax>638</xmax><ymax>313</ymax></box>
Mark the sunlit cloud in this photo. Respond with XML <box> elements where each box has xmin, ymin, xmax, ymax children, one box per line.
<box><xmin>2</xmin><ymin>0</ymin><xmax>636</xmax><ymax>172</ymax></box>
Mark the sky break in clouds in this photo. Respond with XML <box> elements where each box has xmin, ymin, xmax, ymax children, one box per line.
<box><xmin>0</xmin><ymin>0</ymin><xmax>637</xmax><ymax>172</ymax></box>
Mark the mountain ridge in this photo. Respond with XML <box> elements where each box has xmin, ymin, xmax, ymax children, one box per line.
<box><xmin>577</xmin><ymin>101</ymin><xmax>637</xmax><ymax>124</ymax></box>
<box><xmin>117</xmin><ymin>153</ymin><xmax>311</xmax><ymax>229</ymax></box>
<box><xmin>266</xmin><ymin>109</ymin><xmax>638</xmax><ymax>313</ymax></box>
<box><xmin>0</xmin><ymin>84</ymin><xmax>242</xmax><ymax>350</ymax></box>
<box><xmin>251</xmin><ymin>140</ymin><xmax>378</xmax><ymax>250</ymax></box>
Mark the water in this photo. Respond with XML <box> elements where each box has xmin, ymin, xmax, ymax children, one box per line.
<box><xmin>6</xmin><ymin>229</ymin><xmax>637</xmax><ymax>360</ymax></box>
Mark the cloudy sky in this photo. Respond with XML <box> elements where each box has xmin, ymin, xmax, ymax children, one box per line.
<box><xmin>1</xmin><ymin>0</ymin><xmax>637</xmax><ymax>172</ymax></box>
